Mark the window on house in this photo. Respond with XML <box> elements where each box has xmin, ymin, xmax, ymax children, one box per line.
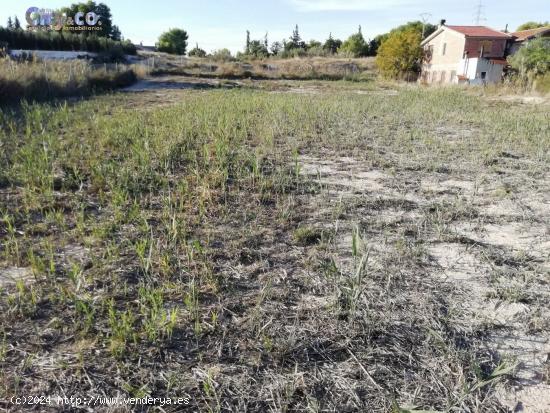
<box><xmin>442</xmin><ymin>42</ymin><xmax>447</xmax><ymax>56</ymax></box>
<box><xmin>479</xmin><ymin>40</ymin><xmax>492</xmax><ymax>56</ymax></box>
<box><xmin>480</xmin><ymin>71</ymin><xmax>487</xmax><ymax>80</ymax></box>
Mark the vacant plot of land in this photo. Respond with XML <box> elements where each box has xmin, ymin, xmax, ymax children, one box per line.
<box><xmin>0</xmin><ymin>81</ymin><xmax>548</xmax><ymax>412</ymax></box>
<box><xmin>141</xmin><ymin>54</ymin><xmax>376</xmax><ymax>81</ymax></box>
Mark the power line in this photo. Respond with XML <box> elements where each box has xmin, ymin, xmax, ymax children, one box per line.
<box><xmin>419</xmin><ymin>13</ymin><xmax>432</xmax><ymax>39</ymax></box>
<box><xmin>474</xmin><ymin>0</ymin><xmax>487</xmax><ymax>25</ymax></box>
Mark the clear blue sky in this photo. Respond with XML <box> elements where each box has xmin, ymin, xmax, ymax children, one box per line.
<box><xmin>1</xmin><ymin>0</ymin><xmax>547</xmax><ymax>53</ymax></box>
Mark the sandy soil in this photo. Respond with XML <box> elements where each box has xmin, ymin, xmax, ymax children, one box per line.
<box><xmin>298</xmin><ymin>153</ymin><xmax>550</xmax><ymax>412</ymax></box>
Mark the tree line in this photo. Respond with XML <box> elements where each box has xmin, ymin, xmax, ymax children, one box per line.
<box><xmin>0</xmin><ymin>2</ymin><xmax>135</xmax><ymax>55</ymax></box>
<box><xmin>0</xmin><ymin>27</ymin><xmax>136</xmax><ymax>55</ymax></box>
<box><xmin>236</xmin><ymin>22</ymin><xmax>438</xmax><ymax>59</ymax></box>
<box><xmin>157</xmin><ymin>21</ymin><xmax>437</xmax><ymax>61</ymax></box>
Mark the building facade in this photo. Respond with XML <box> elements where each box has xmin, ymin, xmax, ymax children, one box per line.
<box><xmin>420</xmin><ymin>24</ymin><xmax>512</xmax><ymax>85</ymax></box>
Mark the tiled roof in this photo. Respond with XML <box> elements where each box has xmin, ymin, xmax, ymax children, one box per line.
<box><xmin>512</xmin><ymin>26</ymin><xmax>550</xmax><ymax>41</ymax></box>
<box><xmin>446</xmin><ymin>25</ymin><xmax>512</xmax><ymax>38</ymax></box>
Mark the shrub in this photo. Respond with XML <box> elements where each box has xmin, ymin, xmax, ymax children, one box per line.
<box><xmin>188</xmin><ymin>45</ymin><xmax>207</xmax><ymax>58</ymax></box>
<box><xmin>0</xmin><ymin>59</ymin><xmax>137</xmax><ymax>104</ymax></box>
<box><xmin>323</xmin><ymin>34</ymin><xmax>342</xmax><ymax>55</ymax></box>
<box><xmin>534</xmin><ymin>72</ymin><xmax>550</xmax><ymax>93</ymax></box>
<box><xmin>280</xmin><ymin>48</ymin><xmax>307</xmax><ymax>59</ymax></box>
<box><xmin>306</xmin><ymin>46</ymin><xmax>330</xmax><ymax>57</ymax></box>
<box><xmin>508</xmin><ymin>38</ymin><xmax>550</xmax><ymax>79</ymax></box>
<box><xmin>88</xmin><ymin>69</ymin><xmax>137</xmax><ymax>90</ymax></box>
<box><xmin>516</xmin><ymin>21</ymin><xmax>549</xmax><ymax>31</ymax></box>
<box><xmin>210</xmin><ymin>48</ymin><xmax>234</xmax><ymax>62</ymax></box>
<box><xmin>94</xmin><ymin>46</ymin><xmax>128</xmax><ymax>63</ymax></box>
<box><xmin>294</xmin><ymin>227</ymin><xmax>323</xmax><ymax>246</ymax></box>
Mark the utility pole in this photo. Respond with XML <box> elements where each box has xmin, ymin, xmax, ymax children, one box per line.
<box><xmin>419</xmin><ymin>13</ymin><xmax>432</xmax><ymax>39</ymax></box>
<box><xmin>474</xmin><ymin>0</ymin><xmax>486</xmax><ymax>25</ymax></box>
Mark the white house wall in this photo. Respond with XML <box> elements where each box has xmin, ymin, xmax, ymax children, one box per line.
<box><xmin>421</xmin><ymin>27</ymin><xmax>466</xmax><ymax>84</ymax></box>
<box><xmin>458</xmin><ymin>58</ymin><xmax>504</xmax><ymax>84</ymax></box>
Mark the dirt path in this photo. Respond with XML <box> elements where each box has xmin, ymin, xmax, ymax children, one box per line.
<box><xmin>123</xmin><ymin>75</ymin><xmax>241</xmax><ymax>92</ymax></box>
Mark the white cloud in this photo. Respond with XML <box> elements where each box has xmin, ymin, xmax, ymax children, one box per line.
<box><xmin>288</xmin><ymin>0</ymin><xmax>412</xmax><ymax>12</ymax></box>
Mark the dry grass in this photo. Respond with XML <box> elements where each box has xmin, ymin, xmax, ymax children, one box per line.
<box><xmin>0</xmin><ymin>58</ymin><xmax>141</xmax><ymax>104</ymax></box>
<box><xmin>144</xmin><ymin>53</ymin><xmax>376</xmax><ymax>81</ymax></box>
<box><xmin>0</xmin><ymin>81</ymin><xmax>548</xmax><ymax>412</ymax></box>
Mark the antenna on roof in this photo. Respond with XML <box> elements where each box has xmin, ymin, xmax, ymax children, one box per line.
<box><xmin>474</xmin><ymin>0</ymin><xmax>487</xmax><ymax>25</ymax></box>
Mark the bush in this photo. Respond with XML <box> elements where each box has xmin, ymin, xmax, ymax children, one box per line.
<box><xmin>0</xmin><ymin>41</ymin><xmax>8</xmax><ymax>57</ymax></box>
<box><xmin>306</xmin><ymin>46</ymin><xmax>330</xmax><ymax>57</ymax></box>
<box><xmin>323</xmin><ymin>35</ymin><xmax>342</xmax><ymax>55</ymax></box>
<box><xmin>280</xmin><ymin>48</ymin><xmax>307</xmax><ymax>59</ymax></box>
<box><xmin>188</xmin><ymin>45</ymin><xmax>207</xmax><ymax>58</ymax></box>
<box><xmin>0</xmin><ymin>59</ymin><xmax>138</xmax><ymax>104</ymax></box>
<box><xmin>294</xmin><ymin>227</ymin><xmax>323</xmax><ymax>246</ymax></box>
<box><xmin>94</xmin><ymin>46</ymin><xmax>128</xmax><ymax>63</ymax></box>
<box><xmin>210</xmin><ymin>48</ymin><xmax>234</xmax><ymax>62</ymax></box>
<box><xmin>88</xmin><ymin>69</ymin><xmax>137</xmax><ymax>90</ymax></box>
<box><xmin>534</xmin><ymin>72</ymin><xmax>550</xmax><ymax>93</ymax></box>
<box><xmin>508</xmin><ymin>38</ymin><xmax>550</xmax><ymax>79</ymax></box>
<box><xmin>516</xmin><ymin>21</ymin><xmax>549</xmax><ymax>31</ymax></box>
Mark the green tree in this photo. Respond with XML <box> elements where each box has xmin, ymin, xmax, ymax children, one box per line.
<box><xmin>13</xmin><ymin>16</ymin><xmax>21</xmax><ymax>30</ymax></box>
<box><xmin>270</xmin><ymin>41</ymin><xmax>282</xmax><ymax>55</ymax></box>
<box><xmin>339</xmin><ymin>26</ymin><xmax>369</xmax><ymax>57</ymax></box>
<box><xmin>248</xmin><ymin>39</ymin><xmax>269</xmax><ymax>58</ymax></box>
<box><xmin>367</xmin><ymin>37</ymin><xmax>382</xmax><ymax>56</ymax></box>
<box><xmin>286</xmin><ymin>24</ymin><xmax>306</xmax><ymax>50</ymax></box>
<box><xmin>508</xmin><ymin>37</ymin><xmax>550</xmax><ymax>79</ymax></box>
<box><xmin>307</xmin><ymin>39</ymin><xmax>322</xmax><ymax>49</ymax></box>
<box><xmin>6</xmin><ymin>17</ymin><xmax>13</xmax><ymax>30</ymax></box>
<box><xmin>376</xmin><ymin>28</ymin><xmax>423</xmax><ymax>79</ymax></box>
<box><xmin>111</xmin><ymin>25</ymin><xmax>121</xmax><ymax>41</ymax></box>
<box><xmin>369</xmin><ymin>21</ymin><xmax>437</xmax><ymax>57</ymax></box>
<box><xmin>188</xmin><ymin>43</ymin><xmax>206</xmax><ymax>57</ymax></box>
<box><xmin>323</xmin><ymin>33</ymin><xmax>342</xmax><ymax>54</ymax></box>
<box><xmin>516</xmin><ymin>21</ymin><xmax>549</xmax><ymax>31</ymax></box>
<box><xmin>245</xmin><ymin>30</ymin><xmax>250</xmax><ymax>54</ymax></box>
<box><xmin>157</xmin><ymin>28</ymin><xmax>188</xmax><ymax>55</ymax></box>
<box><xmin>211</xmin><ymin>48</ymin><xmax>233</xmax><ymax>61</ymax></box>
<box><xmin>389</xmin><ymin>21</ymin><xmax>437</xmax><ymax>39</ymax></box>
<box><xmin>60</xmin><ymin>1</ymin><xmax>118</xmax><ymax>39</ymax></box>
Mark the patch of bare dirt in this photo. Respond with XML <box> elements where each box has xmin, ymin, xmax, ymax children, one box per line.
<box><xmin>487</xmin><ymin>95</ymin><xmax>550</xmax><ymax>105</ymax></box>
<box><xmin>0</xmin><ymin>266</ymin><xmax>33</xmax><ymax>287</ymax></box>
<box><xmin>298</xmin><ymin>152</ymin><xmax>550</xmax><ymax>412</ymax></box>
<box><xmin>124</xmin><ymin>76</ymin><xmax>241</xmax><ymax>92</ymax></box>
